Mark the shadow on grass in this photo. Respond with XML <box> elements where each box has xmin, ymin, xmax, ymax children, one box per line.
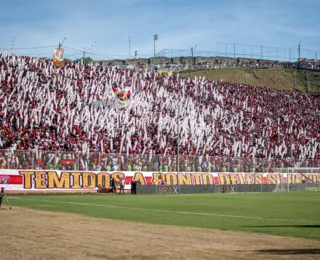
<box><xmin>243</xmin><ymin>225</ymin><xmax>320</xmax><ymax>228</ymax></box>
<box><xmin>255</xmin><ymin>249</ymin><xmax>320</xmax><ymax>255</ymax></box>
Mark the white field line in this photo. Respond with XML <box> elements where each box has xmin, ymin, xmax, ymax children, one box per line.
<box><xmin>8</xmin><ymin>196</ymin><xmax>320</xmax><ymax>224</ymax></box>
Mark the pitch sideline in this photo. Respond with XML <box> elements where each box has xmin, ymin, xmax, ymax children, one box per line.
<box><xmin>8</xmin><ymin>196</ymin><xmax>320</xmax><ymax>224</ymax></box>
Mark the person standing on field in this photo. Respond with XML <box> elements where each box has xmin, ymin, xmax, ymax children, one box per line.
<box><xmin>120</xmin><ymin>178</ymin><xmax>126</xmax><ymax>194</ymax></box>
<box><xmin>131</xmin><ymin>180</ymin><xmax>137</xmax><ymax>195</ymax></box>
<box><xmin>0</xmin><ymin>188</ymin><xmax>4</xmax><ymax>208</ymax></box>
<box><xmin>110</xmin><ymin>178</ymin><xmax>116</xmax><ymax>193</ymax></box>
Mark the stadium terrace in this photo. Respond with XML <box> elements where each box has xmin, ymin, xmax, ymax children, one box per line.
<box><xmin>0</xmin><ymin>52</ymin><xmax>319</xmax><ymax>172</ymax></box>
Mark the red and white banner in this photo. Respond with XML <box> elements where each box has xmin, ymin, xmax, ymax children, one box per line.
<box><xmin>0</xmin><ymin>170</ymin><xmax>318</xmax><ymax>193</ymax></box>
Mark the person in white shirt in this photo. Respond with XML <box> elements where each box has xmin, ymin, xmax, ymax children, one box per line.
<box><xmin>120</xmin><ymin>178</ymin><xmax>126</xmax><ymax>194</ymax></box>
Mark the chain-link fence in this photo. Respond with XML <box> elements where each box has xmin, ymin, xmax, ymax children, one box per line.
<box><xmin>0</xmin><ymin>149</ymin><xmax>319</xmax><ymax>172</ymax></box>
<box><xmin>156</xmin><ymin>44</ymin><xmax>320</xmax><ymax>63</ymax></box>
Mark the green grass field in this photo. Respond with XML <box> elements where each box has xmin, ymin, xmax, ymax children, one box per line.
<box><xmin>8</xmin><ymin>192</ymin><xmax>320</xmax><ymax>240</ymax></box>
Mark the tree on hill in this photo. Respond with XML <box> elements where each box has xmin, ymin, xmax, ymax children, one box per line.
<box><xmin>73</xmin><ymin>57</ymin><xmax>94</xmax><ymax>64</ymax></box>
<box><xmin>83</xmin><ymin>57</ymin><xmax>93</xmax><ymax>64</ymax></box>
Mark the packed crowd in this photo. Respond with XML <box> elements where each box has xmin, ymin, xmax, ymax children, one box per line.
<box><xmin>0</xmin><ymin>51</ymin><xmax>319</xmax><ymax>171</ymax></box>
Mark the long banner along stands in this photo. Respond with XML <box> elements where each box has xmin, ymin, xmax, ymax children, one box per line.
<box><xmin>0</xmin><ymin>170</ymin><xmax>319</xmax><ymax>193</ymax></box>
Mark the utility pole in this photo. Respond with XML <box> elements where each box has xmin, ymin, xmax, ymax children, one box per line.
<box><xmin>191</xmin><ymin>45</ymin><xmax>197</xmax><ymax>65</ymax></box>
<box><xmin>83</xmin><ymin>47</ymin><xmax>86</xmax><ymax>59</ymax></box>
<box><xmin>191</xmin><ymin>47</ymin><xmax>194</xmax><ymax>67</ymax></box>
<box><xmin>59</xmin><ymin>37</ymin><xmax>66</xmax><ymax>49</ymax></box>
<box><xmin>297</xmin><ymin>42</ymin><xmax>301</xmax><ymax>69</ymax></box>
<box><xmin>10</xmin><ymin>37</ymin><xmax>15</xmax><ymax>54</ymax></box>
<box><xmin>129</xmin><ymin>36</ymin><xmax>131</xmax><ymax>59</ymax></box>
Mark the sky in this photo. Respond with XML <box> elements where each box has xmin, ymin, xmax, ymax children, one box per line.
<box><xmin>0</xmin><ymin>0</ymin><xmax>319</xmax><ymax>61</ymax></box>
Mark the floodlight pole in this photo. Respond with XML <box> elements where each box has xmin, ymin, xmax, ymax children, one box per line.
<box><xmin>154</xmin><ymin>34</ymin><xmax>158</xmax><ymax>57</ymax></box>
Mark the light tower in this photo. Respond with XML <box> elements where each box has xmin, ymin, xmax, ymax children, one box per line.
<box><xmin>154</xmin><ymin>34</ymin><xmax>158</xmax><ymax>57</ymax></box>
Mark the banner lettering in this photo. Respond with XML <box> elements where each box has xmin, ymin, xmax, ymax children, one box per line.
<box><xmin>0</xmin><ymin>170</ymin><xmax>318</xmax><ymax>192</ymax></box>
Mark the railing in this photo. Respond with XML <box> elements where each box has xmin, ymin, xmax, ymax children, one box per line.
<box><xmin>147</xmin><ymin>59</ymin><xmax>320</xmax><ymax>73</ymax></box>
<box><xmin>0</xmin><ymin>149</ymin><xmax>319</xmax><ymax>172</ymax></box>
<box><xmin>179</xmin><ymin>61</ymin><xmax>320</xmax><ymax>71</ymax></box>
<box><xmin>156</xmin><ymin>44</ymin><xmax>320</xmax><ymax>63</ymax></box>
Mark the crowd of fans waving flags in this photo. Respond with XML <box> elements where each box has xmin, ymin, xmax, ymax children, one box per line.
<box><xmin>0</xmin><ymin>50</ymin><xmax>319</xmax><ymax>171</ymax></box>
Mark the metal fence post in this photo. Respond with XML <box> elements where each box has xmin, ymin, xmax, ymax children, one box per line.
<box><xmin>287</xmin><ymin>168</ymin><xmax>289</xmax><ymax>192</ymax></box>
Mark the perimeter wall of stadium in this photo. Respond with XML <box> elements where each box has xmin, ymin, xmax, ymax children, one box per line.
<box><xmin>1</xmin><ymin>150</ymin><xmax>319</xmax><ymax>193</ymax></box>
<box><xmin>1</xmin><ymin>170</ymin><xmax>319</xmax><ymax>194</ymax></box>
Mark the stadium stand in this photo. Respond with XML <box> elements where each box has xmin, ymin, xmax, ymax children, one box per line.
<box><xmin>0</xmin><ymin>51</ymin><xmax>319</xmax><ymax>172</ymax></box>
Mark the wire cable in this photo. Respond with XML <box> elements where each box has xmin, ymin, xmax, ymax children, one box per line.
<box><xmin>10</xmin><ymin>45</ymin><xmax>57</xmax><ymax>50</ymax></box>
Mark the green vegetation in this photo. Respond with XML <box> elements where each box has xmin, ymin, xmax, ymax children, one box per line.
<box><xmin>9</xmin><ymin>192</ymin><xmax>320</xmax><ymax>240</ymax></box>
<box><xmin>73</xmin><ymin>57</ymin><xmax>94</xmax><ymax>64</ymax></box>
<box><xmin>179</xmin><ymin>68</ymin><xmax>320</xmax><ymax>93</ymax></box>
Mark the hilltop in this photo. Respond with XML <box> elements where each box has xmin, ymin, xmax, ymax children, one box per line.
<box><xmin>178</xmin><ymin>68</ymin><xmax>320</xmax><ymax>93</ymax></box>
